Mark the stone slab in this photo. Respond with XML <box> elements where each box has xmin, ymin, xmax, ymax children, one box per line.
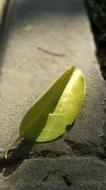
<box><xmin>0</xmin><ymin>0</ymin><xmax>105</xmax><ymax>155</ymax></box>
<box><xmin>0</xmin><ymin>157</ymin><xmax>106</xmax><ymax>189</ymax></box>
<box><xmin>0</xmin><ymin>0</ymin><xmax>106</xmax><ymax>189</ymax></box>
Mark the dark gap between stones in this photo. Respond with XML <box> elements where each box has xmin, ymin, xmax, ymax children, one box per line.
<box><xmin>85</xmin><ymin>0</ymin><xmax>106</xmax><ymax>80</ymax></box>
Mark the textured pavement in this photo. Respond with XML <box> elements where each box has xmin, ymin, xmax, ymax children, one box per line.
<box><xmin>0</xmin><ymin>0</ymin><xmax>106</xmax><ymax>189</ymax></box>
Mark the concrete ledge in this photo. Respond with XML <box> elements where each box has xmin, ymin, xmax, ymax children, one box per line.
<box><xmin>0</xmin><ymin>0</ymin><xmax>106</xmax><ymax>189</ymax></box>
<box><xmin>0</xmin><ymin>0</ymin><xmax>105</xmax><ymax>155</ymax></box>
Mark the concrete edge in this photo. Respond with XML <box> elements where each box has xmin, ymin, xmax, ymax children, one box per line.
<box><xmin>0</xmin><ymin>0</ymin><xmax>11</xmax><ymax>37</ymax></box>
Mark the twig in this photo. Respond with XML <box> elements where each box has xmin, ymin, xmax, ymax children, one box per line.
<box><xmin>37</xmin><ymin>46</ymin><xmax>65</xmax><ymax>57</ymax></box>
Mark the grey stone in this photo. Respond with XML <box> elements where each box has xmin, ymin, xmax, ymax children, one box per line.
<box><xmin>0</xmin><ymin>157</ymin><xmax>106</xmax><ymax>189</ymax></box>
<box><xmin>0</xmin><ymin>0</ymin><xmax>105</xmax><ymax>155</ymax></box>
<box><xmin>0</xmin><ymin>0</ymin><xmax>106</xmax><ymax>189</ymax></box>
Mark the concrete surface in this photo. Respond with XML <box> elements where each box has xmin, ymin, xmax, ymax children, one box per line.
<box><xmin>0</xmin><ymin>0</ymin><xmax>106</xmax><ymax>189</ymax></box>
<box><xmin>1</xmin><ymin>157</ymin><xmax>106</xmax><ymax>189</ymax></box>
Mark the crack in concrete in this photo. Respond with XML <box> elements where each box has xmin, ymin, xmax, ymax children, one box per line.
<box><xmin>42</xmin><ymin>168</ymin><xmax>72</xmax><ymax>187</ymax></box>
<box><xmin>0</xmin><ymin>140</ymin><xmax>106</xmax><ymax>170</ymax></box>
<box><xmin>65</xmin><ymin>139</ymin><xmax>106</xmax><ymax>160</ymax></box>
<box><xmin>29</xmin><ymin>149</ymin><xmax>66</xmax><ymax>158</ymax></box>
<box><xmin>62</xmin><ymin>174</ymin><xmax>72</xmax><ymax>186</ymax></box>
<box><xmin>42</xmin><ymin>169</ymin><xmax>72</xmax><ymax>187</ymax></box>
<box><xmin>0</xmin><ymin>149</ymin><xmax>67</xmax><ymax>168</ymax></box>
<box><xmin>0</xmin><ymin>138</ymin><xmax>106</xmax><ymax>178</ymax></box>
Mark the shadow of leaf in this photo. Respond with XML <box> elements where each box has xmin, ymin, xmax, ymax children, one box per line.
<box><xmin>2</xmin><ymin>139</ymin><xmax>34</xmax><ymax>177</ymax></box>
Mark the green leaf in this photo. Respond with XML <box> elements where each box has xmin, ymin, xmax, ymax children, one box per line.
<box><xmin>5</xmin><ymin>66</ymin><xmax>86</xmax><ymax>158</ymax></box>
<box><xmin>20</xmin><ymin>66</ymin><xmax>86</xmax><ymax>142</ymax></box>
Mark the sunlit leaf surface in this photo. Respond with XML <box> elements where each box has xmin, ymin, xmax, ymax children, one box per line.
<box><xmin>20</xmin><ymin>66</ymin><xmax>86</xmax><ymax>142</ymax></box>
